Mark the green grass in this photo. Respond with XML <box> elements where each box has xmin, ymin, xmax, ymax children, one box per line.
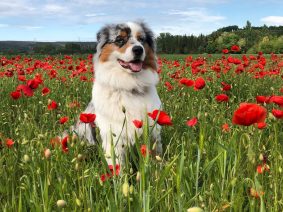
<box><xmin>0</xmin><ymin>53</ymin><xmax>283</xmax><ymax>211</ymax></box>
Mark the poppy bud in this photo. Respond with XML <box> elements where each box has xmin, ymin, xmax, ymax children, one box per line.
<box><xmin>57</xmin><ymin>200</ymin><xmax>67</xmax><ymax>208</ymax></box>
<box><xmin>75</xmin><ymin>163</ymin><xmax>80</xmax><ymax>170</ymax></box>
<box><xmin>23</xmin><ymin>154</ymin><xmax>30</xmax><ymax>163</ymax></box>
<box><xmin>155</xmin><ymin>155</ymin><xmax>162</xmax><ymax>161</ymax></box>
<box><xmin>122</xmin><ymin>182</ymin><xmax>129</xmax><ymax>197</ymax></box>
<box><xmin>187</xmin><ymin>207</ymin><xmax>204</xmax><ymax>212</ymax></box>
<box><xmin>77</xmin><ymin>154</ymin><xmax>84</xmax><ymax>161</ymax></box>
<box><xmin>259</xmin><ymin>153</ymin><xmax>264</xmax><ymax>161</ymax></box>
<box><xmin>129</xmin><ymin>185</ymin><xmax>134</xmax><ymax>194</ymax></box>
<box><xmin>76</xmin><ymin>198</ymin><xmax>81</xmax><ymax>207</ymax></box>
<box><xmin>136</xmin><ymin>172</ymin><xmax>140</xmax><ymax>182</ymax></box>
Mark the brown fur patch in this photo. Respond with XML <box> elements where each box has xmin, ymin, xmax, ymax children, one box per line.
<box><xmin>99</xmin><ymin>44</ymin><xmax>116</xmax><ymax>63</ymax></box>
<box><xmin>135</xmin><ymin>32</ymin><xmax>142</xmax><ymax>40</ymax></box>
<box><xmin>143</xmin><ymin>43</ymin><xmax>157</xmax><ymax>71</ymax></box>
<box><xmin>116</xmin><ymin>41</ymin><xmax>131</xmax><ymax>54</ymax></box>
<box><xmin>119</xmin><ymin>30</ymin><xmax>128</xmax><ymax>38</ymax></box>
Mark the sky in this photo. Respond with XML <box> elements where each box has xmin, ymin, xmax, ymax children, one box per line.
<box><xmin>0</xmin><ymin>0</ymin><xmax>282</xmax><ymax>41</ymax></box>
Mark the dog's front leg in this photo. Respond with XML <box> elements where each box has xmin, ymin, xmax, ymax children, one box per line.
<box><xmin>152</xmin><ymin>126</ymin><xmax>163</xmax><ymax>156</ymax></box>
<box><xmin>101</xmin><ymin>132</ymin><xmax>126</xmax><ymax>167</ymax></box>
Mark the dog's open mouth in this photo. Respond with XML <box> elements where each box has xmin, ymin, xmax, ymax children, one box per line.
<box><xmin>118</xmin><ymin>59</ymin><xmax>143</xmax><ymax>72</ymax></box>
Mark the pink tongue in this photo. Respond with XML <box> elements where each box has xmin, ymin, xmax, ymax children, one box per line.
<box><xmin>129</xmin><ymin>62</ymin><xmax>143</xmax><ymax>72</ymax></box>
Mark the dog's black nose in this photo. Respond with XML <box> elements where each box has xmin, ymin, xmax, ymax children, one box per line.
<box><xmin>132</xmin><ymin>46</ymin><xmax>143</xmax><ymax>56</ymax></box>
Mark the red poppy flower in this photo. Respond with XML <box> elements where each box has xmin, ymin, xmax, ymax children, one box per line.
<box><xmin>222</xmin><ymin>123</ymin><xmax>230</xmax><ymax>132</ymax></box>
<box><xmin>186</xmin><ymin>117</ymin><xmax>198</xmax><ymax>127</ymax></box>
<box><xmin>231</xmin><ymin>45</ymin><xmax>240</xmax><ymax>52</ymax></box>
<box><xmin>61</xmin><ymin>136</ymin><xmax>68</xmax><ymax>153</ymax></box>
<box><xmin>256</xmin><ymin>96</ymin><xmax>270</xmax><ymax>104</ymax></box>
<box><xmin>221</xmin><ymin>82</ymin><xmax>231</xmax><ymax>91</ymax></box>
<box><xmin>257</xmin><ymin>165</ymin><xmax>264</xmax><ymax>174</ymax></box>
<box><xmin>42</xmin><ymin>87</ymin><xmax>50</xmax><ymax>96</ymax></box>
<box><xmin>140</xmin><ymin>144</ymin><xmax>151</xmax><ymax>157</ymax></box>
<box><xmin>215</xmin><ymin>94</ymin><xmax>229</xmax><ymax>102</ymax></box>
<box><xmin>148</xmin><ymin>110</ymin><xmax>173</xmax><ymax>126</ymax></box>
<box><xmin>133</xmin><ymin>120</ymin><xmax>143</xmax><ymax>128</ymax></box>
<box><xmin>272</xmin><ymin>109</ymin><xmax>283</xmax><ymax>119</ymax></box>
<box><xmin>179</xmin><ymin>78</ymin><xmax>194</xmax><ymax>87</ymax></box>
<box><xmin>249</xmin><ymin>188</ymin><xmax>264</xmax><ymax>198</ymax></box>
<box><xmin>80</xmin><ymin>113</ymin><xmax>96</xmax><ymax>123</ymax></box>
<box><xmin>232</xmin><ymin>103</ymin><xmax>267</xmax><ymax>126</ymax></box>
<box><xmin>257</xmin><ymin>122</ymin><xmax>267</xmax><ymax>129</ymax></box>
<box><xmin>27</xmin><ymin>79</ymin><xmax>41</xmax><ymax>89</ymax></box>
<box><xmin>47</xmin><ymin>100</ymin><xmax>58</xmax><ymax>110</ymax></box>
<box><xmin>10</xmin><ymin>91</ymin><xmax>21</xmax><ymax>100</ymax></box>
<box><xmin>6</xmin><ymin>139</ymin><xmax>15</xmax><ymax>148</ymax></box>
<box><xmin>18</xmin><ymin>75</ymin><xmax>26</xmax><ymax>81</ymax></box>
<box><xmin>222</xmin><ymin>49</ymin><xmax>229</xmax><ymax>54</ymax></box>
<box><xmin>100</xmin><ymin>174</ymin><xmax>107</xmax><ymax>182</ymax></box>
<box><xmin>270</xmin><ymin>96</ymin><xmax>283</xmax><ymax>107</ymax></box>
<box><xmin>100</xmin><ymin>164</ymin><xmax>120</xmax><ymax>182</ymax></box>
<box><xmin>164</xmin><ymin>81</ymin><xmax>173</xmax><ymax>91</ymax></box>
<box><xmin>16</xmin><ymin>84</ymin><xmax>34</xmax><ymax>97</ymax></box>
<box><xmin>108</xmin><ymin>164</ymin><xmax>120</xmax><ymax>176</ymax></box>
<box><xmin>194</xmin><ymin>77</ymin><xmax>206</xmax><ymax>90</ymax></box>
<box><xmin>60</xmin><ymin>116</ymin><xmax>69</xmax><ymax>124</ymax></box>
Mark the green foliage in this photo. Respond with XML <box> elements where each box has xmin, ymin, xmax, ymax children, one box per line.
<box><xmin>0</xmin><ymin>54</ymin><xmax>283</xmax><ymax>211</ymax></box>
<box><xmin>250</xmin><ymin>36</ymin><xmax>283</xmax><ymax>54</ymax></box>
<box><xmin>156</xmin><ymin>22</ymin><xmax>283</xmax><ymax>54</ymax></box>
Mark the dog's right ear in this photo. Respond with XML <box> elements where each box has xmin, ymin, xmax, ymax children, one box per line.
<box><xmin>96</xmin><ymin>25</ymin><xmax>110</xmax><ymax>52</ymax></box>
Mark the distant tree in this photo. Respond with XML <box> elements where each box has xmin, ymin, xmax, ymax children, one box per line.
<box><xmin>64</xmin><ymin>43</ymin><xmax>81</xmax><ymax>54</ymax></box>
<box><xmin>215</xmin><ymin>32</ymin><xmax>240</xmax><ymax>52</ymax></box>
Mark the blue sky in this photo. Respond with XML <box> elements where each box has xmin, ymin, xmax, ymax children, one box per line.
<box><xmin>0</xmin><ymin>0</ymin><xmax>282</xmax><ymax>41</ymax></box>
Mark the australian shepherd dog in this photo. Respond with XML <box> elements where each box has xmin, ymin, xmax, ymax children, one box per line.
<box><xmin>72</xmin><ymin>21</ymin><xmax>162</xmax><ymax>166</ymax></box>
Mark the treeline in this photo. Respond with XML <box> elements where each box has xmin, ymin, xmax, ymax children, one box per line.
<box><xmin>157</xmin><ymin>22</ymin><xmax>283</xmax><ymax>54</ymax></box>
<box><xmin>0</xmin><ymin>21</ymin><xmax>282</xmax><ymax>55</ymax></box>
<box><xmin>33</xmin><ymin>42</ymin><xmax>96</xmax><ymax>54</ymax></box>
<box><xmin>0</xmin><ymin>41</ymin><xmax>96</xmax><ymax>54</ymax></box>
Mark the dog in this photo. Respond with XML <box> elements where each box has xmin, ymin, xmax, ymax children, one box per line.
<box><xmin>73</xmin><ymin>21</ymin><xmax>162</xmax><ymax>166</ymax></box>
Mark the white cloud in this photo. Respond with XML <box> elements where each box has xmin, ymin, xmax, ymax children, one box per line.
<box><xmin>18</xmin><ymin>25</ymin><xmax>43</xmax><ymax>30</ymax></box>
<box><xmin>0</xmin><ymin>0</ymin><xmax>35</xmax><ymax>16</ymax></box>
<box><xmin>156</xmin><ymin>8</ymin><xmax>226</xmax><ymax>35</ymax></box>
<box><xmin>154</xmin><ymin>22</ymin><xmax>225</xmax><ymax>35</ymax></box>
<box><xmin>43</xmin><ymin>4</ymin><xmax>70</xmax><ymax>14</ymax></box>
<box><xmin>168</xmin><ymin>8</ymin><xmax>225</xmax><ymax>22</ymax></box>
<box><xmin>261</xmin><ymin>16</ymin><xmax>283</xmax><ymax>26</ymax></box>
<box><xmin>71</xmin><ymin>0</ymin><xmax>108</xmax><ymax>5</ymax></box>
<box><xmin>85</xmin><ymin>13</ymin><xmax>106</xmax><ymax>17</ymax></box>
<box><xmin>191</xmin><ymin>0</ymin><xmax>228</xmax><ymax>3</ymax></box>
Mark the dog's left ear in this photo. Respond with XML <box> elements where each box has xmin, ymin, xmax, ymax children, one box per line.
<box><xmin>139</xmin><ymin>22</ymin><xmax>156</xmax><ymax>51</ymax></box>
<box><xmin>96</xmin><ymin>24</ymin><xmax>112</xmax><ymax>52</ymax></box>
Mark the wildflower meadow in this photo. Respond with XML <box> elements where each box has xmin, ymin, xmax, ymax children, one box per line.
<box><xmin>1</xmin><ymin>49</ymin><xmax>283</xmax><ymax>211</ymax></box>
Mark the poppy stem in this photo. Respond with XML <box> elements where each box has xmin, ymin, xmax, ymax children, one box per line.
<box><xmin>195</xmin><ymin>147</ymin><xmax>201</xmax><ymax>203</ymax></box>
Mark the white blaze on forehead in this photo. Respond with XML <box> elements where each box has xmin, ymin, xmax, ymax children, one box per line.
<box><xmin>126</xmin><ymin>22</ymin><xmax>144</xmax><ymax>38</ymax></box>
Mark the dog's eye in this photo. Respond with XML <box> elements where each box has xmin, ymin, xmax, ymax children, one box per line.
<box><xmin>137</xmin><ymin>37</ymin><xmax>145</xmax><ymax>43</ymax></box>
<box><xmin>115</xmin><ymin>37</ymin><xmax>126</xmax><ymax>46</ymax></box>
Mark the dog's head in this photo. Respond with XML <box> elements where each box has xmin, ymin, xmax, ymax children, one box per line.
<box><xmin>95</xmin><ymin>21</ymin><xmax>157</xmax><ymax>73</ymax></box>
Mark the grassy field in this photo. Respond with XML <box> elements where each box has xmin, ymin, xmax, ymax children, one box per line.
<box><xmin>0</xmin><ymin>53</ymin><xmax>283</xmax><ymax>211</ymax></box>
